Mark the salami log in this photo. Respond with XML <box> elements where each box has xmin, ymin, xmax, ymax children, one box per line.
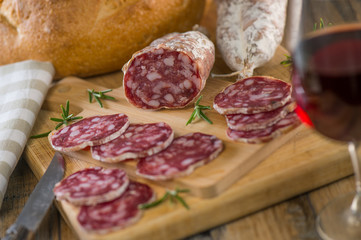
<box><xmin>227</xmin><ymin>112</ymin><xmax>301</xmax><ymax>144</ymax></box>
<box><xmin>226</xmin><ymin>101</ymin><xmax>296</xmax><ymax>131</ymax></box>
<box><xmin>136</xmin><ymin>132</ymin><xmax>223</xmax><ymax>180</ymax></box>
<box><xmin>53</xmin><ymin>167</ymin><xmax>129</xmax><ymax>206</ymax></box>
<box><xmin>49</xmin><ymin>114</ymin><xmax>130</xmax><ymax>152</ymax></box>
<box><xmin>213</xmin><ymin>76</ymin><xmax>292</xmax><ymax>115</ymax></box>
<box><xmin>77</xmin><ymin>181</ymin><xmax>155</xmax><ymax>234</ymax></box>
<box><xmin>91</xmin><ymin>122</ymin><xmax>174</xmax><ymax>163</ymax></box>
<box><xmin>122</xmin><ymin>31</ymin><xmax>215</xmax><ymax>110</ymax></box>
<box><xmin>216</xmin><ymin>0</ymin><xmax>288</xmax><ymax>78</ymax></box>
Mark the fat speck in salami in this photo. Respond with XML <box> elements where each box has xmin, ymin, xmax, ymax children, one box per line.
<box><xmin>136</xmin><ymin>132</ymin><xmax>223</xmax><ymax>180</ymax></box>
<box><xmin>227</xmin><ymin>112</ymin><xmax>301</xmax><ymax>143</ymax></box>
<box><xmin>122</xmin><ymin>31</ymin><xmax>215</xmax><ymax>110</ymax></box>
<box><xmin>53</xmin><ymin>167</ymin><xmax>129</xmax><ymax>206</ymax></box>
<box><xmin>77</xmin><ymin>181</ymin><xmax>155</xmax><ymax>234</ymax></box>
<box><xmin>49</xmin><ymin>113</ymin><xmax>130</xmax><ymax>151</ymax></box>
<box><xmin>91</xmin><ymin>122</ymin><xmax>174</xmax><ymax>162</ymax></box>
<box><xmin>213</xmin><ymin>76</ymin><xmax>292</xmax><ymax>115</ymax></box>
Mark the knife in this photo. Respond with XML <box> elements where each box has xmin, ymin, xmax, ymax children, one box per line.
<box><xmin>3</xmin><ymin>152</ymin><xmax>65</xmax><ymax>240</ymax></box>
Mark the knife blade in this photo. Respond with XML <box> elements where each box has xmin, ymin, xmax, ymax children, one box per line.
<box><xmin>3</xmin><ymin>152</ymin><xmax>65</xmax><ymax>240</ymax></box>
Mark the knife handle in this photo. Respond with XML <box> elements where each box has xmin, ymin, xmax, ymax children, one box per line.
<box><xmin>3</xmin><ymin>224</ymin><xmax>33</xmax><ymax>240</ymax></box>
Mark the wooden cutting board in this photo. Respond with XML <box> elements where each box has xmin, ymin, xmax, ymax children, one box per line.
<box><xmin>22</xmin><ymin>1</ymin><xmax>353</xmax><ymax>239</ymax></box>
<box><xmin>23</xmin><ymin>47</ymin><xmax>352</xmax><ymax>240</ymax></box>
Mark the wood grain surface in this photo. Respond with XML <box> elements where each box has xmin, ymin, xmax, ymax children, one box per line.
<box><xmin>2</xmin><ymin>0</ymin><xmax>361</xmax><ymax>239</ymax></box>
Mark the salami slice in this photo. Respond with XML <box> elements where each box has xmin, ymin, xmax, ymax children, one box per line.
<box><xmin>49</xmin><ymin>114</ymin><xmax>130</xmax><ymax>151</ymax></box>
<box><xmin>53</xmin><ymin>167</ymin><xmax>129</xmax><ymax>206</ymax></box>
<box><xmin>122</xmin><ymin>31</ymin><xmax>215</xmax><ymax>110</ymax></box>
<box><xmin>226</xmin><ymin>101</ymin><xmax>296</xmax><ymax>131</ymax></box>
<box><xmin>91</xmin><ymin>122</ymin><xmax>174</xmax><ymax>163</ymax></box>
<box><xmin>226</xmin><ymin>112</ymin><xmax>301</xmax><ymax>144</ymax></box>
<box><xmin>213</xmin><ymin>76</ymin><xmax>292</xmax><ymax>115</ymax></box>
<box><xmin>77</xmin><ymin>181</ymin><xmax>155</xmax><ymax>234</ymax></box>
<box><xmin>136</xmin><ymin>132</ymin><xmax>223</xmax><ymax>180</ymax></box>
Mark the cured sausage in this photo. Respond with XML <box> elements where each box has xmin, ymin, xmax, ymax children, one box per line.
<box><xmin>122</xmin><ymin>31</ymin><xmax>215</xmax><ymax>110</ymax></box>
<box><xmin>77</xmin><ymin>181</ymin><xmax>155</xmax><ymax>234</ymax></box>
<box><xmin>226</xmin><ymin>101</ymin><xmax>296</xmax><ymax>131</ymax></box>
<box><xmin>213</xmin><ymin>76</ymin><xmax>292</xmax><ymax>115</ymax></box>
<box><xmin>227</xmin><ymin>112</ymin><xmax>301</xmax><ymax>143</ymax></box>
<box><xmin>53</xmin><ymin>167</ymin><xmax>129</xmax><ymax>206</ymax></box>
<box><xmin>216</xmin><ymin>0</ymin><xmax>288</xmax><ymax>78</ymax></box>
<box><xmin>136</xmin><ymin>132</ymin><xmax>223</xmax><ymax>180</ymax></box>
<box><xmin>91</xmin><ymin>122</ymin><xmax>174</xmax><ymax>163</ymax></box>
<box><xmin>49</xmin><ymin>114</ymin><xmax>130</xmax><ymax>152</ymax></box>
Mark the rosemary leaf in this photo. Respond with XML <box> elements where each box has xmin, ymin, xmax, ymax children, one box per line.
<box><xmin>49</xmin><ymin>117</ymin><xmax>64</xmax><ymax>122</ymax></box>
<box><xmin>88</xmin><ymin>89</ymin><xmax>115</xmax><ymax>108</ymax></box>
<box><xmin>139</xmin><ymin>188</ymin><xmax>190</xmax><ymax>210</ymax></box>
<box><xmin>186</xmin><ymin>110</ymin><xmax>197</xmax><ymax>126</ymax></box>
<box><xmin>174</xmin><ymin>195</ymin><xmax>190</xmax><ymax>209</ymax></box>
<box><xmin>30</xmin><ymin>131</ymin><xmax>51</xmax><ymax>139</ymax></box>
<box><xmin>186</xmin><ymin>95</ymin><xmax>212</xmax><ymax>126</ymax></box>
<box><xmin>55</xmin><ymin>122</ymin><xmax>64</xmax><ymax>130</ymax></box>
<box><xmin>95</xmin><ymin>96</ymin><xmax>103</xmax><ymax>108</ymax></box>
<box><xmin>139</xmin><ymin>192</ymin><xmax>169</xmax><ymax>209</ymax></box>
<box><xmin>199</xmin><ymin>110</ymin><xmax>213</xmax><ymax>124</ymax></box>
<box><xmin>31</xmin><ymin>100</ymin><xmax>82</xmax><ymax>138</ymax></box>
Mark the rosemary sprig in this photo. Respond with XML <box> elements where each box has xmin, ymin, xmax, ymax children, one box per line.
<box><xmin>186</xmin><ymin>95</ymin><xmax>213</xmax><ymax>126</ymax></box>
<box><xmin>314</xmin><ymin>18</ymin><xmax>332</xmax><ymax>30</ymax></box>
<box><xmin>280</xmin><ymin>54</ymin><xmax>293</xmax><ymax>67</ymax></box>
<box><xmin>88</xmin><ymin>89</ymin><xmax>115</xmax><ymax>108</ymax></box>
<box><xmin>139</xmin><ymin>188</ymin><xmax>190</xmax><ymax>210</ymax></box>
<box><xmin>30</xmin><ymin>100</ymin><xmax>83</xmax><ymax>138</ymax></box>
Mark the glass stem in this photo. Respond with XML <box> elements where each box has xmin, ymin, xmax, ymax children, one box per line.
<box><xmin>348</xmin><ymin>142</ymin><xmax>361</xmax><ymax>214</ymax></box>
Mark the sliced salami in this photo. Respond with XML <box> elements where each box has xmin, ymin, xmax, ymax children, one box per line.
<box><xmin>136</xmin><ymin>132</ymin><xmax>223</xmax><ymax>180</ymax></box>
<box><xmin>49</xmin><ymin>113</ymin><xmax>130</xmax><ymax>152</ymax></box>
<box><xmin>226</xmin><ymin>101</ymin><xmax>296</xmax><ymax>131</ymax></box>
<box><xmin>227</xmin><ymin>112</ymin><xmax>301</xmax><ymax>144</ymax></box>
<box><xmin>122</xmin><ymin>31</ymin><xmax>215</xmax><ymax>110</ymax></box>
<box><xmin>213</xmin><ymin>76</ymin><xmax>292</xmax><ymax>115</ymax></box>
<box><xmin>77</xmin><ymin>181</ymin><xmax>155</xmax><ymax>234</ymax></box>
<box><xmin>53</xmin><ymin>167</ymin><xmax>129</xmax><ymax>206</ymax></box>
<box><xmin>91</xmin><ymin>122</ymin><xmax>174</xmax><ymax>163</ymax></box>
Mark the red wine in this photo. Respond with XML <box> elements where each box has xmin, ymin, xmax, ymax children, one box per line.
<box><xmin>292</xmin><ymin>24</ymin><xmax>361</xmax><ymax>142</ymax></box>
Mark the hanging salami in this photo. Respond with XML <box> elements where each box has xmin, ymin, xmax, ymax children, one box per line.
<box><xmin>216</xmin><ymin>0</ymin><xmax>287</xmax><ymax>78</ymax></box>
<box><xmin>122</xmin><ymin>31</ymin><xmax>215</xmax><ymax>110</ymax></box>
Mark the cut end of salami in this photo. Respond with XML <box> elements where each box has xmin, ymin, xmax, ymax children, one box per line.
<box><xmin>226</xmin><ymin>112</ymin><xmax>301</xmax><ymax>144</ymax></box>
<box><xmin>122</xmin><ymin>31</ymin><xmax>215</xmax><ymax>110</ymax></box>
<box><xmin>91</xmin><ymin>122</ymin><xmax>174</xmax><ymax>162</ymax></box>
<box><xmin>213</xmin><ymin>76</ymin><xmax>292</xmax><ymax>115</ymax></box>
<box><xmin>53</xmin><ymin>167</ymin><xmax>129</xmax><ymax>206</ymax></box>
<box><xmin>49</xmin><ymin>113</ymin><xmax>130</xmax><ymax>152</ymax></box>
<box><xmin>77</xmin><ymin>181</ymin><xmax>155</xmax><ymax>234</ymax></box>
<box><xmin>136</xmin><ymin>132</ymin><xmax>223</xmax><ymax>180</ymax></box>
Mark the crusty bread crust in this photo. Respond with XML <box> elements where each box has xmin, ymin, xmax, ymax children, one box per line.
<box><xmin>0</xmin><ymin>0</ymin><xmax>205</xmax><ymax>79</ymax></box>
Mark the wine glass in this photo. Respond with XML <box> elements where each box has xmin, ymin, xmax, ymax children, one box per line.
<box><xmin>287</xmin><ymin>0</ymin><xmax>361</xmax><ymax>239</ymax></box>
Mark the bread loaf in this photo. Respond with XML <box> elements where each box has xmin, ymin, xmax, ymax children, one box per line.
<box><xmin>0</xmin><ymin>0</ymin><xmax>206</xmax><ymax>79</ymax></box>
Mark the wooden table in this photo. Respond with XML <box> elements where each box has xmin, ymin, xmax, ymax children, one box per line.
<box><xmin>0</xmin><ymin>155</ymin><xmax>356</xmax><ymax>239</ymax></box>
<box><xmin>1</xmin><ymin>0</ymin><xmax>360</xmax><ymax>239</ymax></box>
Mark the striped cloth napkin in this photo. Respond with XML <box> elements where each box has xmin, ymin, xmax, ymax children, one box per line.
<box><xmin>0</xmin><ymin>60</ymin><xmax>55</xmax><ymax>208</ymax></box>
